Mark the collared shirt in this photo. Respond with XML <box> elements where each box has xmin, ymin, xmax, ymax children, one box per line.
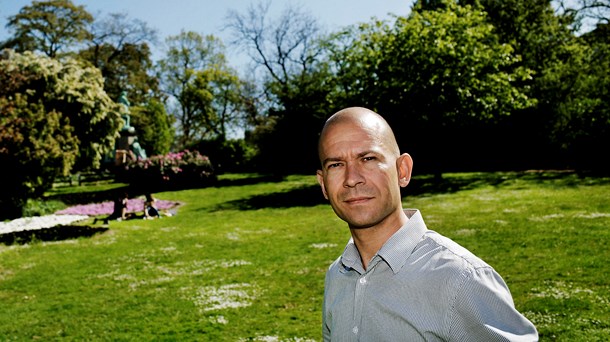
<box><xmin>322</xmin><ymin>209</ymin><xmax>538</xmax><ymax>341</ymax></box>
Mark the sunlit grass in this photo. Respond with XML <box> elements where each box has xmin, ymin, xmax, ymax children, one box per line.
<box><xmin>0</xmin><ymin>172</ymin><xmax>608</xmax><ymax>341</ymax></box>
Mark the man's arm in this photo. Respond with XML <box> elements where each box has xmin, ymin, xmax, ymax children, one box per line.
<box><xmin>449</xmin><ymin>267</ymin><xmax>538</xmax><ymax>341</ymax></box>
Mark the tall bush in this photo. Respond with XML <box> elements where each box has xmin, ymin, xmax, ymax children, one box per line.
<box><xmin>0</xmin><ymin>49</ymin><xmax>122</xmax><ymax>219</ymax></box>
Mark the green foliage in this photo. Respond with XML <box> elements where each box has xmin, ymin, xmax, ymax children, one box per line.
<box><xmin>327</xmin><ymin>1</ymin><xmax>536</xmax><ymax>122</ymax></box>
<box><xmin>185</xmin><ymin>67</ymin><xmax>250</xmax><ymax>141</ymax></box>
<box><xmin>0</xmin><ymin>50</ymin><xmax>122</xmax><ymax>219</ymax></box>
<box><xmin>321</xmin><ymin>0</ymin><xmax>538</xmax><ymax>173</ymax></box>
<box><xmin>119</xmin><ymin>150</ymin><xmax>216</xmax><ymax>191</ymax></box>
<box><xmin>79</xmin><ymin>12</ymin><xmax>160</xmax><ymax>105</ymax></box>
<box><xmin>157</xmin><ymin>31</ymin><xmax>239</xmax><ymax>148</ymax></box>
<box><xmin>129</xmin><ymin>98</ymin><xmax>175</xmax><ymax>156</ymax></box>
<box><xmin>541</xmin><ymin>24</ymin><xmax>610</xmax><ymax>169</ymax></box>
<box><xmin>3</xmin><ymin>0</ymin><xmax>93</xmax><ymax>57</ymax></box>
<box><xmin>190</xmin><ymin>138</ymin><xmax>257</xmax><ymax>173</ymax></box>
<box><xmin>79</xmin><ymin>42</ymin><xmax>159</xmax><ymax>105</ymax></box>
<box><xmin>22</xmin><ymin>198</ymin><xmax>66</xmax><ymax>218</ymax></box>
<box><xmin>460</xmin><ymin>0</ymin><xmax>604</xmax><ymax>169</ymax></box>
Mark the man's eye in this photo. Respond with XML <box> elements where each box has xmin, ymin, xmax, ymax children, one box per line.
<box><xmin>363</xmin><ymin>156</ymin><xmax>376</xmax><ymax>162</ymax></box>
<box><xmin>328</xmin><ymin>163</ymin><xmax>342</xmax><ymax>169</ymax></box>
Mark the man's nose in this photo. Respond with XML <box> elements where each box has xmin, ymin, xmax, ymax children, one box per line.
<box><xmin>343</xmin><ymin>162</ymin><xmax>365</xmax><ymax>188</ymax></box>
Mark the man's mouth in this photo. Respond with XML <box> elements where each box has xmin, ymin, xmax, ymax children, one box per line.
<box><xmin>344</xmin><ymin>197</ymin><xmax>373</xmax><ymax>204</ymax></box>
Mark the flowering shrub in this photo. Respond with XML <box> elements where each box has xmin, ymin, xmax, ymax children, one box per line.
<box><xmin>55</xmin><ymin>198</ymin><xmax>181</xmax><ymax>216</ymax></box>
<box><xmin>119</xmin><ymin>150</ymin><xmax>216</xmax><ymax>190</ymax></box>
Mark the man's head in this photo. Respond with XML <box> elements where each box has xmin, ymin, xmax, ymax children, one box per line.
<box><xmin>316</xmin><ymin>107</ymin><xmax>413</xmax><ymax>230</ymax></box>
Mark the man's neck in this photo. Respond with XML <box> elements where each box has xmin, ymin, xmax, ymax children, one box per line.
<box><xmin>350</xmin><ymin>210</ymin><xmax>408</xmax><ymax>270</ymax></box>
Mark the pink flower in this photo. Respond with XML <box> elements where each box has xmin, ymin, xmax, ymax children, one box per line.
<box><xmin>55</xmin><ymin>198</ymin><xmax>181</xmax><ymax>216</ymax></box>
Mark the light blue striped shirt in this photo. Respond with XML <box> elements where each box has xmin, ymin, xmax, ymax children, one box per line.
<box><xmin>323</xmin><ymin>209</ymin><xmax>538</xmax><ymax>341</ymax></box>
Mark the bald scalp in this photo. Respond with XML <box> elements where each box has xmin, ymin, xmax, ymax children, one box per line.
<box><xmin>318</xmin><ymin>107</ymin><xmax>400</xmax><ymax>163</ymax></box>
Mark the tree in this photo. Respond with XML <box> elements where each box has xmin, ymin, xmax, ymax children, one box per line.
<box><xmin>188</xmin><ymin>67</ymin><xmax>251</xmax><ymax>141</ymax></box>
<box><xmin>157</xmin><ymin>30</ymin><xmax>239</xmax><ymax>148</ymax></box>
<box><xmin>3</xmin><ymin>0</ymin><xmax>93</xmax><ymax>58</ymax></box>
<box><xmin>463</xmin><ymin>0</ymin><xmax>609</xmax><ymax>170</ymax></box>
<box><xmin>225</xmin><ymin>1</ymin><xmax>324</xmax><ymax>96</ymax></box>
<box><xmin>541</xmin><ymin>23</ymin><xmax>610</xmax><ymax>170</ymax></box>
<box><xmin>79</xmin><ymin>12</ymin><xmax>160</xmax><ymax>104</ymax></box>
<box><xmin>77</xmin><ymin>12</ymin><xmax>174</xmax><ymax>158</ymax></box>
<box><xmin>325</xmin><ymin>0</ymin><xmax>536</xmax><ymax>173</ymax></box>
<box><xmin>0</xmin><ymin>50</ymin><xmax>122</xmax><ymax>219</ymax></box>
<box><xmin>129</xmin><ymin>98</ymin><xmax>175</xmax><ymax>156</ymax></box>
<box><xmin>225</xmin><ymin>1</ymin><xmax>330</xmax><ymax>174</ymax></box>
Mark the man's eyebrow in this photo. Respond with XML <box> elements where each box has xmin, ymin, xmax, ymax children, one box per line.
<box><xmin>357</xmin><ymin>150</ymin><xmax>378</xmax><ymax>158</ymax></box>
<box><xmin>322</xmin><ymin>150</ymin><xmax>379</xmax><ymax>165</ymax></box>
<box><xmin>321</xmin><ymin>157</ymin><xmax>342</xmax><ymax>166</ymax></box>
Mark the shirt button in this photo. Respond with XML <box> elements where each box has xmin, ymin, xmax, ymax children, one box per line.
<box><xmin>359</xmin><ymin>277</ymin><xmax>367</xmax><ymax>284</ymax></box>
<box><xmin>353</xmin><ymin>326</ymin><xmax>359</xmax><ymax>334</ymax></box>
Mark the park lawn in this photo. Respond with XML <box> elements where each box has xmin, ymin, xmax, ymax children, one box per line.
<box><xmin>0</xmin><ymin>172</ymin><xmax>608</xmax><ymax>341</ymax></box>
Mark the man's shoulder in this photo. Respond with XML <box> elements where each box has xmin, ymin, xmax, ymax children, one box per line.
<box><xmin>326</xmin><ymin>256</ymin><xmax>343</xmax><ymax>273</ymax></box>
<box><xmin>418</xmin><ymin>230</ymin><xmax>492</xmax><ymax>271</ymax></box>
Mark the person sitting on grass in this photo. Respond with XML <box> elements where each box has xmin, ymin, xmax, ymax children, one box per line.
<box><xmin>143</xmin><ymin>193</ymin><xmax>161</xmax><ymax>219</ymax></box>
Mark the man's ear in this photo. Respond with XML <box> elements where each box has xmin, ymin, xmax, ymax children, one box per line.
<box><xmin>316</xmin><ymin>170</ymin><xmax>329</xmax><ymax>199</ymax></box>
<box><xmin>397</xmin><ymin>153</ymin><xmax>413</xmax><ymax>188</ymax></box>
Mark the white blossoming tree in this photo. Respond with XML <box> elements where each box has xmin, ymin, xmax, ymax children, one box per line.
<box><xmin>0</xmin><ymin>49</ymin><xmax>123</xmax><ymax>219</ymax></box>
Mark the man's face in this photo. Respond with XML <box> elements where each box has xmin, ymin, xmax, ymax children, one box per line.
<box><xmin>317</xmin><ymin>119</ymin><xmax>403</xmax><ymax>229</ymax></box>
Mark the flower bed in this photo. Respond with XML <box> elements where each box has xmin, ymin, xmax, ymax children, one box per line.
<box><xmin>0</xmin><ymin>198</ymin><xmax>181</xmax><ymax>240</ymax></box>
<box><xmin>55</xmin><ymin>198</ymin><xmax>181</xmax><ymax>216</ymax></box>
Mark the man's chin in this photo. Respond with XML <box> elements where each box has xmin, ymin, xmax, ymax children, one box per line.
<box><xmin>344</xmin><ymin>217</ymin><xmax>378</xmax><ymax>229</ymax></box>
<box><xmin>348</xmin><ymin>224</ymin><xmax>376</xmax><ymax>230</ymax></box>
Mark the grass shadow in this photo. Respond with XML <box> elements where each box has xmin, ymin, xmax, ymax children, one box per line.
<box><xmin>45</xmin><ymin>174</ymin><xmax>284</xmax><ymax>207</ymax></box>
<box><xmin>0</xmin><ymin>225</ymin><xmax>109</xmax><ymax>245</ymax></box>
<box><xmin>212</xmin><ymin>170</ymin><xmax>610</xmax><ymax>211</ymax></box>
<box><xmin>210</xmin><ymin>172</ymin><xmax>513</xmax><ymax>211</ymax></box>
<box><xmin>214</xmin><ymin>174</ymin><xmax>286</xmax><ymax>187</ymax></box>
<box><xmin>406</xmin><ymin>170</ymin><xmax>610</xmax><ymax>197</ymax></box>
<box><xmin>212</xmin><ymin>184</ymin><xmax>326</xmax><ymax>211</ymax></box>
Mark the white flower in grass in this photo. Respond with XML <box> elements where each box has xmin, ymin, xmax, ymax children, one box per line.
<box><xmin>309</xmin><ymin>243</ymin><xmax>337</xmax><ymax>249</ymax></box>
<box><xmin>576</xmin><ymin>212</ymin><xmax>610</xmax><ymax>218</ymax></box>
<box><xmin>192</xmin><ymin>283</ymin><xmax>257</xmax><ymax>312</ymax></box>
<box><xmin>226</xmin><ymin>232</ymin><xmax>240</xmax><ymax>241</ymax></box>
<box><xmin>529</xmin><ymin>213</ymin><xmax>564</xmax><ymax>221</ymax></box>
<box><xmin>209</xmin><ymin>315</ymin><xmax>228</xmax><ymax>324</ymax></box>
<box><xmin>238</xmin><ymin>336</ymin><xmax>317</xmax><ymax>342</ymax></box>
<box><xmin>218</xmin><ymin>260</ymin><xmax>251</xmax><ymax>268</ymax></box>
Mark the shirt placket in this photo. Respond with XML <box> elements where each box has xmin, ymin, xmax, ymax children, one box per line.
<box><xmin>352</xmin><ymin>257</ymin><xmax>380</xmax><ymax>339</ymax></box>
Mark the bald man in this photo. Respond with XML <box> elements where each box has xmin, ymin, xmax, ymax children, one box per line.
<box><xmin>317</xmin><ymin>107</ymin><xmax>538</xmax><ymax>341</ymax></box>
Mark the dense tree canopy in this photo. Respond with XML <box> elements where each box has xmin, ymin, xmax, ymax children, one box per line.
<box><xmin>0</xmin><ymin>49</ymin><xmax>122</xmax><ymax>218</ymax></box>
<box><xmin>156</xmin><ymin>31</ymin><xmax>247</xmax><ymax>149</ymax></box>
<box><xmin>129</xmin><ymin>98</ymin><xmax>175</xmax><ymax>157</ymax></box>
<box><xmin>79</xmin><ymin>12</ymin><xmax>160</xmax><ymax>104</ymax></box>
<box><xmin>3</xmin><ymin>0</ymin><xmax>93</xmax><ymax>58</ymax></box>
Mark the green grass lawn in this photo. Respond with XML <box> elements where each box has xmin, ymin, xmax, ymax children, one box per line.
<box><xmin>0</xmin><ymin>171</ymin><xmax>608</xmax><ymax>341</ymax></box>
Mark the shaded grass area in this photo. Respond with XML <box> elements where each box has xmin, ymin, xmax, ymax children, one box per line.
<box><xmin>0</xmin><ymin>171</ymin><xmax>608</xmax><ymax>341</ymax></box>
<box><xmin>0</xmin><ymin>225</ymin><xmax>109</xmax><ymax>245</ymax></box>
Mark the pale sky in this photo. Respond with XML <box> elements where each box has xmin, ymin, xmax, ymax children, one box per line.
<box><xmin>0</xmin><ymin>0</ymin><xmax>414</xmax><ymax>72</ymax></box>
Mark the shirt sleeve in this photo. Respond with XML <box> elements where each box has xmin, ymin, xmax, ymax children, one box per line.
<box><xmin>448</xmin><ymin>266</ymin><xmax>539</xmax><ymax>341</ymax></box>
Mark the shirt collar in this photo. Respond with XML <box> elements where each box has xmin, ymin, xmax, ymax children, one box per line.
<box><xmin>340</xmin><ymin>209</ymin><xmax>428</xmax><ymax>274</ymax></box>
<box><xmin>379</xmin><ymin>209</ymin><xmax>428</xmax><ymax>273</ymax></box>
